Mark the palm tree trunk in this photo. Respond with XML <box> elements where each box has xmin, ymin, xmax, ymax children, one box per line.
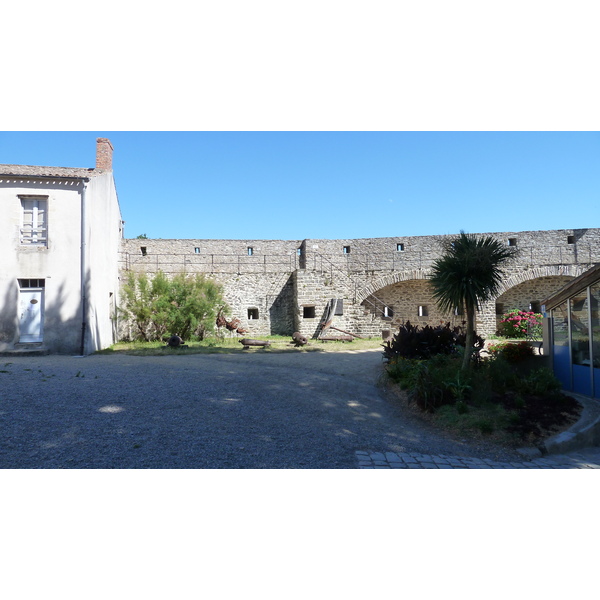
<box><xmin>462</xmin><ymin>304</ymin><xmax>475</xmax><ymax>371</ymax></box>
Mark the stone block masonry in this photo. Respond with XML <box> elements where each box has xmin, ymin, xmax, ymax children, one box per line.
<box><xmin>119</xmin><ymin>228</ymin><xmax>600</xmax><ymax>340</ymax></box>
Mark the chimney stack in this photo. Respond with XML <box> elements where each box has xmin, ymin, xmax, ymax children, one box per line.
<box><xmin>96</xmin><ymin>138</ymin><xmax>114</xmax><ymax>170</ymax></box>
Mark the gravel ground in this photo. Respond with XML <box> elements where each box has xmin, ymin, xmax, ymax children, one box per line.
<box><xmin>0</xmin><ymin>349</ymin><xmax>524</xmax><ymax>468</ymax></box>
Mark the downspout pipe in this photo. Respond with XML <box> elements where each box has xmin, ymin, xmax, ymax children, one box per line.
<box><xmin>80</xmin><ymin>179</ymin><xmax>89</xmax><ymax>356</ymax></box>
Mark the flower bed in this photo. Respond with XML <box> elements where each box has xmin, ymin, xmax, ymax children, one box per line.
<box><xmin>498</xmin><ymin>309</ymin><xmax>543</xmax><ymax>339</ymax></box>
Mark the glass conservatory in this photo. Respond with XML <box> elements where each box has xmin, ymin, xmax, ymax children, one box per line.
<box><xmin>544</xmin><ymin>264</ymin><xmax>600</xmax><ymax>398</ymax></box>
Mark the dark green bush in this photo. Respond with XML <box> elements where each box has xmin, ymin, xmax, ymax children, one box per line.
<box><xmin>389</xmin><ymin>353</ymin><xmax>471</xmax><ymax>412</ymax></box>
<box><xmin>478</xmin><ymin>355</ymin><xmax>518</xmax><ymax>394</ymax></box>
<box><xmin>518</xmin><ymin>368</ymin><xmax>562</xmax><ymax>397</ymax></box>
<box><xmin>487</xmin><ymin>341</ymin><xmax>534</xmax><ymax>363</ymax></box>
<box><xmin>382</xmin><ymin>321</ymin><xmax>484</xmax><ymax>362</ymax></box>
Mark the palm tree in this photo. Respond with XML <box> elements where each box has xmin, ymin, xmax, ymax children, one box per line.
<box><xmin>429</xmin><ymin>232</ymin><xmax>517</xmax><ymax>370</ymax></box>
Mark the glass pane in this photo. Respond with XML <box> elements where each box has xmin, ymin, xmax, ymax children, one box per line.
<box><xmin>553</xmin><ymin>303</ymin><xmax>568</xmax><ymax>345</ymax></box>
<box><xmin>591</xmin><ymin>283</ymin><xmax>600</xmax><ymax>398</ymax></box>
<box><xmin>36</xmin><ymin>202</ymin><xmax>46</xmax><ymax>226</ymax></box>
<box><xmin>592</xmin><ymin>283</ymin><xmax>600</xmax><ymax>369</ymax></box>
<box><xmin>552</xmin><ymin>301</ymin><xmax>570</xmax><ymax>390</ymax></box>
<box><xmin>21</xmin><ymin>199</ymin><xmax>34</xmax><ymax>220</ymax></box>
<box><xmin>570</xmin><ymin>294</ymin><xmax>590</xmax><ymax>366</ymax></box>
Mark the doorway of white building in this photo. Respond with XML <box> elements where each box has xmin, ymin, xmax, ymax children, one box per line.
<box><xmin>18</xmin><ymin>280</ymin><xmax>45</xmax><ymax>343</ymax></box>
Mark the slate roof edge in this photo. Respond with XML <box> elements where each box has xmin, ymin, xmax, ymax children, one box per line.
<box><xmin>0</xmin><ymin>164</ymin><xmax>107</xmax><ymax>178</ymax></box>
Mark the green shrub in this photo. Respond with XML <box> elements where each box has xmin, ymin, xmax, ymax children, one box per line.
<box><xmin>476</xmin><ymin>355</ymin><xmax>518</xmax><ymax>393</ymax></box>
<box><xmin>477</xmin><ymin>419</ymin><xmax>494</xmax><ymax>434</ymax></box>
<box><xmin>388</xmin><ymin>353</ymin><xmax>471</xmax><ymax>411</ymax></box>
<box><xmin>487</xmin><ymin>341</ymin><xmax>534</xmax><ymax>363</ymax></box>
<box><xmin>455</xmin><ymin>400</ymin><xmax>469</xmax><ymax>414</ymax></box>
<box><xmin>518</xmin><ymin>367</ymin><xmax>562</xmax><ymax>396</ymax></box>
<box><xmin>435</xmin><ymin>402</ymin><xmax>514</xmax><ymax>436</ymax></box>
<box><xmin>120</xmin><ymin>270</ymin><xmax>227</xmax><ymax>342</ymax></box>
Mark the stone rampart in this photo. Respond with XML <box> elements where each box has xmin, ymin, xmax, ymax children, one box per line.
<box><xmin>119</xmin><ymin>228</ymin><xmax>600</xmax><ymax>340</ymax></box>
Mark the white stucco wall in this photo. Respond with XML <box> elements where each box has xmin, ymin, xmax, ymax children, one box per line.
<box><xmin>84</xmin><ymin>173</ymin><xmax>123</xmax><ymax>353</ymax></box>
<box><xmin>0</xmin><ymin>173</ymin><xmax>122</xmax><ymax>354</ymax></box>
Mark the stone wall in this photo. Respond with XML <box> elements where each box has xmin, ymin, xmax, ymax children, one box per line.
<box><xmin>120</xmin><ymin>239</ymin><xmax>301</xmax><ymax>337</ymax></box>
<box><xmin>119</xmin><ymin>228</ymin><xmax>600</xmax><ymax>341</ymax></box>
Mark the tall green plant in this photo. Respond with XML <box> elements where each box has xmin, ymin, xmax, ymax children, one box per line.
<box><xmin>429</xmin><ymin>232</ymin><xmax>516</xmax><ymax>370</ymax></box>
<box><xmin>120</xmin><ymin>270</ymin><xmax>226</xmax><ymax>341</ymax></box>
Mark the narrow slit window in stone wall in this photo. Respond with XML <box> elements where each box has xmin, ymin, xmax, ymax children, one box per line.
<box><xmin>396</xmin><ymin>243</ymin><xmax>404</xmax><ymax>252</ymax></box>
<box><xmin>343</xmin><ymin>246</ymin><xmax>351</xmax><ymax>254</ymax></box>
<box><xmin>383</xmin><ymin>306</ymin><xmax>394</xmax><ymax>318</ymax></box>
<box><xmin>140</xmin><ymin>246</ymin><xmax>147</xmax><ymax>256</ymax></box>
<box><xmin>567</xmin><ymin>236</ymin><xmax>575</xmax><ymax>244</ymax></box>
<box><xmin>530</xmin><ymin>301</ymin><xmax>541</xmax><ymax>313</ymax></box>
<box><xmin>248</xmin><ymin>308</ymin><xmax>259</xmax><ymax>320</ymax></box>
<box><xmin>508</xmin><ymin>238</ymin><xmax>517</xmax><ymax>247</ymax></box>
<box><xmin>247</xmin><ymin>247</ymin><xmax>253</xmax><ymax>256</ymax></box>
<box><xmin>418</xmin><ymin>305</ymin><xmax>428</xmax><ymax>317</ymax></box>
<box><xmin>194</xmin><ymin>247</ymin><xmax>200</xmax><ymax>254</ymax></box>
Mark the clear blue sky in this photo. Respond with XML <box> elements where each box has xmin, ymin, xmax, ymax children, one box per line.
<box><xmin>1</xmin><ymin>131</ymin><xmax>597</xmax><ymax>241</ymax></box>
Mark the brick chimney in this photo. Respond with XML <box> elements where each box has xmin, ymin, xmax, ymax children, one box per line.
<box><xmin>96</xmin><ymin>138</ymin><xmax>114</xmax><ymax>170</ymax></box>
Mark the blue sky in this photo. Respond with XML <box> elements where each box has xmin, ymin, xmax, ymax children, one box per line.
<box><xmin>1</xmin><ymin>131</ymin><xmax>598</xmax><ymax>241</ymax></box>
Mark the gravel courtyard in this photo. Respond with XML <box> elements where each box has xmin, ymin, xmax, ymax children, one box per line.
<box><xmin>0</xmin><ymin>349</ymin><xmax>524</xmax><ymax>468</ymax></box>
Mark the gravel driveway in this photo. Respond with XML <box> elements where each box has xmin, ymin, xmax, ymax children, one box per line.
<box><xmin>0</xmin><ymin>349</ymin><xmax>522</xmax><ymax>468</ymax></box>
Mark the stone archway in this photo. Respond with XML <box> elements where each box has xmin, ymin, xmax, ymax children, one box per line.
<box><xmin>496</xmin><ymin>265</ymin><xmax>589</xmax><ymax>296</ymax></box>
<box><xmin>359</xmin><ymin>271</ymin><xmax>466</xmax><ymax>333</ymax></box>
<box><xmin>356</xmin><ymin>264</ymin><xmax>593</xmax><ymax>338</ymax></box>
<box><xmin>356</xmin><ymin>269</ymin><xmax>432</xmax><ymax>305</ymax></box>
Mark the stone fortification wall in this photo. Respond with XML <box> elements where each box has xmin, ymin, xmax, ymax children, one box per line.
<box><xmin>293</xmin><ymin>269</ymin><xmax>383</xmax><ymax>339</ymax></box>
<box><xmin>303</xmin><ymin>229</ymin><xmax>600</xmax><ymax>288</ymax></box>
<box><xmin>120</xmin><ymin>238</ymin><xmax>302</xmax><ymax>275</ymax></box>
<box><xmin>119</xmin><ymin>228</ymin><xmax>600</xmax><ymax>341</ymax></box>
<box><xmin>120</xmin><ymin>239</ymin><xmax>301</xmax><ymax>337</ymax></box>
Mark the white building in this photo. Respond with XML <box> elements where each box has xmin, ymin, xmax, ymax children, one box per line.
<box><xmin>0</xmin><ymin>138</ymin><xmax>123</xmax><ymax>354</ymax></box>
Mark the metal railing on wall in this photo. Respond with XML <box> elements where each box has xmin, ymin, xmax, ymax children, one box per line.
<box><xmin>120</xmin><ymin>244</ymin><xmax>598</xmax><ymax>277</ymax></box>
<box><xmin>121</xmin><ymin>252</ymin><xmax>301</xmax><ymax>274</ymax></box>
<box><xmin>306</xmin><ymin>244</ymin><xmax>598</xmax><ymax>273</ymax></box>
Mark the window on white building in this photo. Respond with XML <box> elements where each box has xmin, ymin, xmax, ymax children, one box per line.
<box><xmin>20</xmin><ymin>197</ymin><xmax>47</xmax><ymax>246</ymax></box>
<box><xmin>18</xmin><ymin>278</ymin><xmax>45</xmax><ymax>288</ymax></box>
